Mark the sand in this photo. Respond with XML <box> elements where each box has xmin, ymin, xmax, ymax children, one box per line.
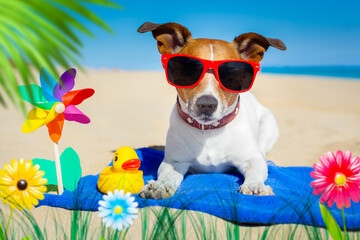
<box><xmin>0</xmin><ymin>70</ymin><xmax>359</xmax><ymax>237</ymax></box>
<box><xmin>1</xmin><ymin>70</ymin><xmax>359</xmax><ymax>169</ymax></box>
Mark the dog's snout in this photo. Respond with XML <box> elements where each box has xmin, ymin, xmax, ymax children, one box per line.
<box><xmin>196</xmin><ymin>95</ymin><xmax>218</xmax><ymax>116</ymax></box>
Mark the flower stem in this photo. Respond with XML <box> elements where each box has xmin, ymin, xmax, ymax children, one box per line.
<box><xmin>5</xmin><ymin>208</ymin><xmax>14</xmax><ymax>239</ymax></box>
<box><xmin>342</xmin><ymin>207</ymin><xmax>347</xmax><ymax>240</ymax></box>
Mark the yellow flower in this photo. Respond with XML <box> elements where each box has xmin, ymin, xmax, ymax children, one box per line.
<box><xmin>0</xmin><ymin>159</ymin><xmax>47</xmax><ymax>210</ymax></box>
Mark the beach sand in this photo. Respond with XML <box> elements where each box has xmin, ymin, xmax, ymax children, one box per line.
<box><xmin>0</xmin><ymin>70</ymin><xmax>359</xmax><ymax>237</ymax></box>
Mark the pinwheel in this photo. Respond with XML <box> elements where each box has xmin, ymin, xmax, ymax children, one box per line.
<box><xmin>19</xmin><ymin>68</ymin><xmax>94</xmax><ymax>194</ymax></box>
<box><xmin>19</xmin><ymin>68</ymin><xmax>94</xmax><ymax>142</ymax></box>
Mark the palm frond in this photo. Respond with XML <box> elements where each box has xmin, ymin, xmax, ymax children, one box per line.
<box><xmin>0</xmin><ymin>0</ymin><xmax>121</xmax><ymax>113</ymax></box>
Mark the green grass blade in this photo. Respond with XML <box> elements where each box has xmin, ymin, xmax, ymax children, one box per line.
<box><xmin>141</xmin><ymin>208</ymin><xmax>148</xmax><ymax>240</ymax></box>
<box><xmin>181</xmin><ymin>211</ymin><xmax>186</xmax><ymax>240</ymax></box>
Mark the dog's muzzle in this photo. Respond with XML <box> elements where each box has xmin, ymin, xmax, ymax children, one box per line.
<box><xmin>195</xmin><ymin>95</ymin><xmax>218</xmax><ymax>117</ymax></box>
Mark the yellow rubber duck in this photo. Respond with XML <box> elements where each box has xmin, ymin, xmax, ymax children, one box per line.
<box><xmin>97</xmin><ymin>146</ymin><xmax>144</xmax><ymax>194</ymax></box>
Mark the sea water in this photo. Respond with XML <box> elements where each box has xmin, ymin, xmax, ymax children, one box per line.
<box><xmin>261</xmin><ymin>66</ymin><xmax>360</xmax><ymax>79</ymax></box>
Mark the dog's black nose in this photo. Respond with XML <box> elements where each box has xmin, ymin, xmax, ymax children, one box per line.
<box><xmin>196</xmin><ymin>95</ymin><xmax>218</xmax><ymax>116</ymax></box>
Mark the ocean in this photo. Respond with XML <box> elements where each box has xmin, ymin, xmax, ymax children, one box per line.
<box><xmin>261</xmin><ymin>66</ymin><xmax>360</xmax><ymax>79</ymax></box>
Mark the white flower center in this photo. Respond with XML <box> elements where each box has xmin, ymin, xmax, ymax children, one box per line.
<box><xmin>55</xmin><ymin>103</ymin><xmax>65</xmax><ymax>114</ymax></box>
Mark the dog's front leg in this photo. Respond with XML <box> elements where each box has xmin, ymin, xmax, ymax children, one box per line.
<box><xmin>139</xmin><ymin>159</ymin><xmax>191</xmax><ymax>199</ymax></box>
<box><xmin>236</xmin><ymin>155</ymin><xmax>274</xmax><ymax>196</ymax></box>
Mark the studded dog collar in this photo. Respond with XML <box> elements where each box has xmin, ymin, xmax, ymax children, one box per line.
<box><xmin>176</xmin><ymin>96</ymin><xmax>240</xmax><ymax>132</ymax></box>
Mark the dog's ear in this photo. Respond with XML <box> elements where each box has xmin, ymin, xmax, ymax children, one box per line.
<box><xmin>138</xmin><ymin>22</ymin><xmax>193</xmax><ymax>54</ymax></box>
<box><xmin>232</xmin><ymin>33</ymin><xmax>286</xmax><ymax>62</ymax></box>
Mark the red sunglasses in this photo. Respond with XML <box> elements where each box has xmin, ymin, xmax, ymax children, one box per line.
<box><xmin>161</xmin><ymin>54</ymin><xmax>260</xmax><ymax>93</ymax></box>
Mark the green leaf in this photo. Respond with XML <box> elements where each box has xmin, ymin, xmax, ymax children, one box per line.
<box><xmin>0</xmin><ymin>0</ymin><xmax>120</xmax><ymax>110</ymax></box>
<box><xmin>21</xmin><ymin>235</ymin><xmax>32</xmax><ymax>240</ymax></box>
<box><xmin>32</xmin><ymin>159</ymin><xmax>57</xmax><ymax>185</ymax></box>
<box><xmin>45</xmin><ymin>184</ymin><xmax>58</xmax><ymax>193</ymax></box>
<box><xmin>81</xmin><ymin>0</ymin><xmax>122</xmax><ymax>9</ymax></box>
<box><xmin>51</xmin><ymin>0</ymin><xmax>113</xmax><ymax>33</ymax></box>
<box><xmin>60</xmin><ymin>147</ymin><xmax>82</xmax><ymax>191</ymax></box>
<box><xmin>319</xmin><ymin>202</ymin><xmax>344</xmax><ymax>240</ymax></box>
<box><xmin>32</xmin><ymin>148</ymin><xmax>83</xmax><ymax>192</ymax></box>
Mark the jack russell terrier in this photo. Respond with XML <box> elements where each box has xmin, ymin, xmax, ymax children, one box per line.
<box><xmin>137</xmin><ymin>22</ymin><xmax>286</xmax><ymax>199</ymax></box>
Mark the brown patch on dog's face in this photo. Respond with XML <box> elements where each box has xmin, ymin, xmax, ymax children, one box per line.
<box><xmin>138</xmin><ymin>22</ymin><xmax>286</xmax><ymax>124</ymax></box>
<box><xmin>176</xmin><ymin>38</ymin><xmax>240</xmax><ymax>109</ymax></box>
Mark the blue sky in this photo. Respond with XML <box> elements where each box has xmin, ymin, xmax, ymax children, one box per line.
<box><xmin>79</xmin><ymin>0</ymin><xmax>360</xmax><ymax>70</ymax></box>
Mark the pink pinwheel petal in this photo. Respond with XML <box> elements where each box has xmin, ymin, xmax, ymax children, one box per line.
<box><xmin>62</xmin><ymin>88</ymin><xmax>94</xmax><ymax>107</ymax></box>
<box><xmin>53</xmin><ymin>69</ymin><xmax>76</xmax><ymax>101</ymax></box>
<box><xmin>64</xmin><ymin>105</ymin><xmax>90</xmax><ymax>124</ymax></box>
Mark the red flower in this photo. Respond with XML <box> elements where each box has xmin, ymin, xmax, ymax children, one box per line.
<box><xmin>310</xmin><ymin>151</ymin><xmax>360</xmax><ymax>209</ymax></box>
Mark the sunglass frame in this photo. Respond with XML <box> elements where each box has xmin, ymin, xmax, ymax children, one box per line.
<box><xmin>161</xmin><ymin>54</ymin><xmax>261</xmax><ymax>93</ymax></box>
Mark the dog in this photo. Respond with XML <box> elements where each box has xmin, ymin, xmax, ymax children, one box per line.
<box><xmin>137</xmin><ymin>22</ymin><xmax>286</xmax><ymax>199</ymax></box>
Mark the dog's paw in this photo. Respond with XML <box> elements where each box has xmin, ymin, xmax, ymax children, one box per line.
<box><xmin>139</xmin><ymin>180</ymin><xmax>176</xmax><ymax>199</ymax></box>
<box><xmin>239</xmin><ymin>182</ymin><xmax>274</xmax><ymax>196</ymax></box>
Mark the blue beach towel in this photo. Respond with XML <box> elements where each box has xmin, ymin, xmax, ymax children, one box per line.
<box><xmin>37</xmin><ymin>148</ymin><xmax>360</xmax><ymax>229</ymax></box>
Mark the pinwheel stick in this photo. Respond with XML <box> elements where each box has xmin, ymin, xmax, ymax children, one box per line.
<box><xmin>53</xmin><ymin>142</ymin><xmax>64</xmax><ymax>195</ymax></box>
<box><xmin>19</xmin><ymin>68</ymin><xmax>94</xmax><ymax>196</ymax></box>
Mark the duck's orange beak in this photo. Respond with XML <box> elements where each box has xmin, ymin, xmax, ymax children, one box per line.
<box><xmin>122</xmin><ymin>159</ymin><xmax>141</xmax><ymax>171</ymax></box>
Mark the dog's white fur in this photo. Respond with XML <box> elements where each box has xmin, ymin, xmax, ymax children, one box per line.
<box><xmin>156</xmin><ymin>92</ymin><xmax>278</xmax><ymax>194</ymax></box>
<box><xmin>140</xmin><ymin>42</ymin><xmax>279</xmax><ymax>198</ymax></box>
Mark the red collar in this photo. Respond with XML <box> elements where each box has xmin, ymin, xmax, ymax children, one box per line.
<box><xmin>176</xmin><ymin>96</ymin><xmax>240</xmax><ymax>131</ymax></box>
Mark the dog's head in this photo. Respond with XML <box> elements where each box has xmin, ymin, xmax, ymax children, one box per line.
<box><xmin>138</xmin><ymin>22</ymin><xmax>286</xmax><ymax>125</ymax></box>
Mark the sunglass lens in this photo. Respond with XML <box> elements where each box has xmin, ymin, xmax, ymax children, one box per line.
<box><xmin>218</xmin><ymin>62</ymin><xmax>254</xmax><ymax>91</ymax></box>
<box><xmin>167</xmin><ymin>57</ymin><xmax>204</xmax><ymax>87</ymax></box>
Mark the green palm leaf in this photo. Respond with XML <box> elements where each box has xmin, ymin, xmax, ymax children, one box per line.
<box><xmin>0</xmin><ymin>0</ymin><xmax>121</xmax><ymax>113</ymax></box>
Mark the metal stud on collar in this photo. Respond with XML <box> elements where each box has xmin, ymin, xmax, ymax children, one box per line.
<box><xmin>187</xmin><ymin>117</ymin><xmax>193</xmax><ymax>124</ymax></box>
<box><xmin>211</xmin><ymin>121</ymin><xmax>220</xmax><ymax>127</ymax></box>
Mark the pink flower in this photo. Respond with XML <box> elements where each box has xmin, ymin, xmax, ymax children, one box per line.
<box><xmin>310</xmin><ymin>151</ymin><xmax>360</xmax><ymax>209</ymax></box>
